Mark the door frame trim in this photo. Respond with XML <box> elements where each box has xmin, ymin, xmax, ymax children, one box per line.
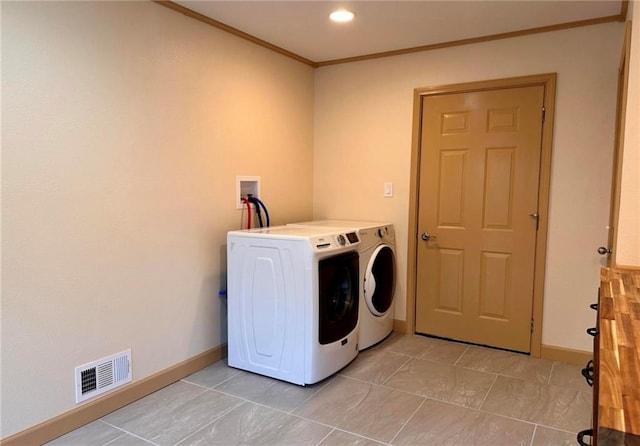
<box><xmin>609</xmin><ymin>22</ymin><xmax>632</xmax><ymax>268</ymax></box>
<box><xmin>406</xmin><ymin>73</ymin><xmax>557</xmax><ymax>357</ymax></box>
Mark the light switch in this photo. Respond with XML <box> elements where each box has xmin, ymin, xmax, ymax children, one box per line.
<box><xmin>384</xmin><ymin>182</ymin><xmax>393</xmax><ymax>198</ymax></box>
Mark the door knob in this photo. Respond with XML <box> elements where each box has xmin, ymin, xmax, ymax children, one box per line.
<box><xmin>597</xmin><ymin>246</ymin><xmax>612</xmax><ymax>255</ymax></box>
<box><xmin>421</xmin><ymin>233</ymin><xmax>436</xmax><ymax>241</ymax></box>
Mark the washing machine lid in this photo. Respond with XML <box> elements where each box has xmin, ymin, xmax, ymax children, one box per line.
<box><xmin>227</xmin><ymin>225</ymin><xmax>360</xmax><ymax>252</ymax></box>
<box><xmin>288</xmin><ymin>220</ymin><xmax>392</xmax><ymax>230</ymax></box>
<box><xmin>229</xmin><ymin>225</ymin><xmax>338</xmax><ymax>238</ymax></box>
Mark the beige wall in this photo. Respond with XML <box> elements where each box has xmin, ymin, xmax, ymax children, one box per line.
<box><xmin>314</xmin><ymin>23</ymin><xmax>625</xmax><ymax>353</ymax></box>
<box><xmin>1</xmin><ymin>1</ymin><xmax>314</xmax><ymax>438</ymax></box>
<box><xmin>617</xmin><ymin>1</ymin><xmax>640</xmax><ymax>267</ymax></box>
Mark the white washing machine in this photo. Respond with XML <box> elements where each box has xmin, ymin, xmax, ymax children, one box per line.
<box><xmin>287</xmin><ymin>221</ymin><xmax>396</xmax><ymax>350</ymax></box>
<box><xmin>226</xmin><ymin>225</ymin><xmax>361</xmax><ymax>385</ymax></box>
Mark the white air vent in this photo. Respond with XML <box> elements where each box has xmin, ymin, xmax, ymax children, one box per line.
<box><xmin>75</xmin><ymin>349</ymin><xmax>131</xmax><ymax>403</ymax></box>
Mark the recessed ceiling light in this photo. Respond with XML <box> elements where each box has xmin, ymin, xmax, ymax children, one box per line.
<box><xmin>329</xmin><ymin>10</ymin><xmax>354</xmax><ymax>23</ymax></box>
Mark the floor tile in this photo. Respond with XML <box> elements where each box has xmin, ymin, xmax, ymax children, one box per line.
<box><xmin>550</xmin><ymin>361</ymin><xmax>592</xmax><ymax>391</ymax></box>
<box><xmin>177</xmin><ymin>401</ymin><xmax>331</xmax><ymax>445</ymax></box>
<box><xmin>411</xmin><ymin>336</ymin><xmax>469</xmax><ymax>364</ymax></box>
<box><xmin>293</xmin><ymin>376</ymin><xmax>423</xmax><ymax>443</ymax></box>
<box><xmin>379</xmin><ymin>334</ymin><xmax>467</xmax><ymax>363</ymax></box>
<box><xmin>319</xmin><ymin>430</ymin><xmax>386</xmax><ymax>446</ymax></box>
<box><xmin>182</xmin><ymin>359</ymin><xmax>241</xmax><ymax>388</ymax></box>
<box><xmin>45</xmin><ymin>337</ymin><xmax>596</xmax><ymax>445</ymax></box>
<box><xmin>102</xmin><ymin>381</ymin><xmax>243</xmax><ymax>445</ymax></box>
<box><xmin>44</xmin><ymin>420</ymin><xmax>124</xmax><ymax>446</ymax></box>
<box><xmin>481</xmin><ymin>375</ymin><xmax>592</xmax><ymax>432</ymax></box>
<box><xmin>104</xmin><ymin>433</ymin><xmax>156</xmax><ymax>445</ymax></box>
<box><xmin>339</xmin><ymin>348</ymin><xmax>410</xmax><ymax>384</ymax></box>
<box><xmin>456</xmin><ymin>345</ymin><xmax>553</xmax><ymax>383</ymax></box>
<box><xmin>384</xmin><ymin>357</ymin><xmax>497</xmax><ymax>409</ymax></box>
<box><xmin>214</xmin><ymin>370</ymin><xmax>326</xmax><ymax>412</ymax></box>
<box><xmin>532</xmin><ymin>426</ymin><xmax>579</xmax><ymax>446</ymax></box>
<box><xmin>392</xmin><ymin>398</ymin><xmax>535</xmax><ymax>445</ymax></box>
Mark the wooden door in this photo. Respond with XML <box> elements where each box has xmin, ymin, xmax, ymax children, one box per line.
<box><xmin>415</xmin><ymin>86</ymin><xmax>544</xmax><ymax>353</ymax></box>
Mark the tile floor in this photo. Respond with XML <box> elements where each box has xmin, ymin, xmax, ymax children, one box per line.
<box><xmin>45</xmin><ymin>334</ymin><xmax>592</xmax><ymax>445</ymax></box>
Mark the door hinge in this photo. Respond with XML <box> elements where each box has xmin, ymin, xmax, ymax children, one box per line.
<box><xmin>531</xmin><ymin>319</ymin><xmax>535</xmax><ymax>333</ymax></box>
<box><xmin>542</xmin><ymin>106</ymin><xmax>546</xmax><ymax>123</ymax></box>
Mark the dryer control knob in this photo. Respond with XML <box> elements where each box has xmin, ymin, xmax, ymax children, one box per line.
<box><xmin>377</xmin><ymin>229</ymin><xmax>384</xmax><ymax>237</ymax></box>
<box><xmin>337</xmin><ymin>234</ymin><xmax>346</xmax><ymax>246</ymax></box>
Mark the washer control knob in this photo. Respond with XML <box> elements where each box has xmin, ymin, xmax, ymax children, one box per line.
<box><xmin>377</xmin><ymin>229</ymin><xmax>384</xmax><ymax>237</ymax></box>
<box><xmin>337</xmin><ymin>234</ymin><xmax>346</xmax><ymax>246</ymax></box>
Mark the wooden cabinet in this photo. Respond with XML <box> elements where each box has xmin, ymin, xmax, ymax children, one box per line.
<box><xmin>587</xmin><ymin>268</ymin><xmax>640</xmax><ymax>446</ymax></box>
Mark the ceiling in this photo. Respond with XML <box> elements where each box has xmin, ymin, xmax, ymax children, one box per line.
<box><xmin>172</xmin><ymin>1</ymin><xmax>624</xmax><ymax>65</ymax></box>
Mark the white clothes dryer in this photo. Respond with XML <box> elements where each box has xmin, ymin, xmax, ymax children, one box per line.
<box><xmin>287</xmin><ymin>221</ymin><xmax>396</xmax><ymax>350</ymax></box>
<box><xmin>226</xmin><ymin>225</ymin><xmax>361</xmax><ymax>385</ymax></box>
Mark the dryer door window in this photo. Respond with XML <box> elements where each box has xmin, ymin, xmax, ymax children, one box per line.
<box><xmin>318</xmin><ymin>251</ymin><xmax>359</xmax><ymax>345</ymax></box>
<box><xmin>327</xmin><ymin>267</ymin><xmax>354</xmax><ymax>322</ymax></box>
<box><xmin>364</xmin><ymin>245</ymin><xmax>396</xmax><ymax>316</ymax></box>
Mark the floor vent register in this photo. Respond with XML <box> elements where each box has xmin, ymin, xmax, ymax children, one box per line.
<box><xmin>75</xmin><ymin>349</ymin><xmax>132</xmax><ymax>403</ymax></box>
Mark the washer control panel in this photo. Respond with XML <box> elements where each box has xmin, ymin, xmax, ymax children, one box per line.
<box><xmin>312</xmin><ymin>232</ymin><xmax>359</xmax><ymax>251</ymax></box>
<box><xmin>360</xmin><ymin>226</ymin><xmax>393</xmax><ymax>239</ymax></box>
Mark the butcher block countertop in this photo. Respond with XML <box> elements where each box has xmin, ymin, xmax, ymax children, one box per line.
<box><xmin>598</xmin><ymin>267</ymin><xmax>640</xmax><ymax>445</ymax></box>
